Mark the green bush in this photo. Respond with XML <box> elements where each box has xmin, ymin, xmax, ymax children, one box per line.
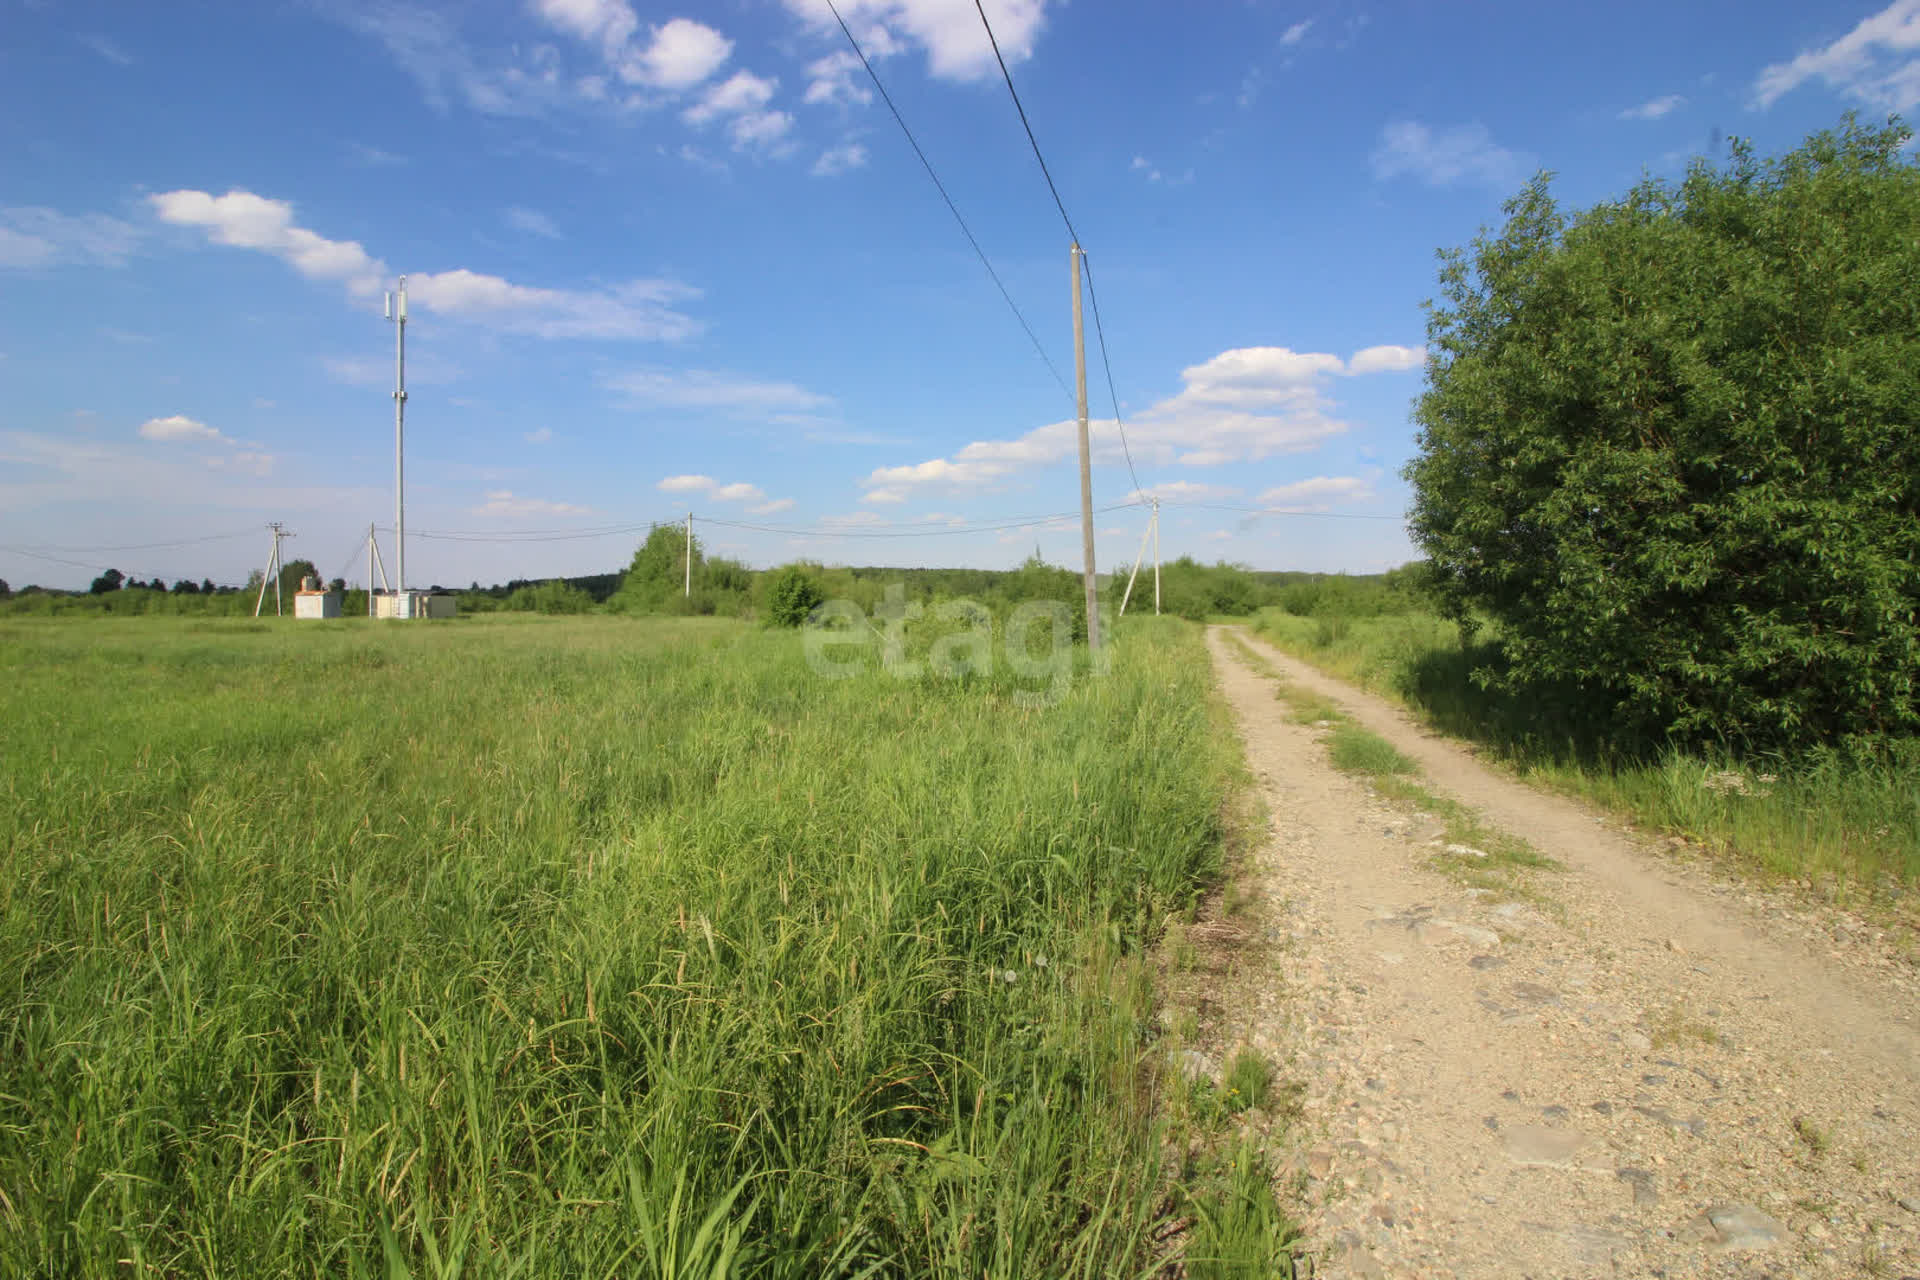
<box><xmin>1408</xmin><ymin>116</ymin><xmax>1920</xmax><ymax>751</ymax></box>
<box><xmin>765</xmin><ymin>565</ymin><xmax>824</xmax><ymax>627</ymax></box>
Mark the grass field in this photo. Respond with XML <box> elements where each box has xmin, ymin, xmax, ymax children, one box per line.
<box><xmin>1249</xmin><ymin>609</ymin><xmax>1920</xmax><ymax>899</ymax></box>
<box><xmin>0</xmin><ymin>614</ymin><xmax>1289</xmax><ymax>1276</ymax></box>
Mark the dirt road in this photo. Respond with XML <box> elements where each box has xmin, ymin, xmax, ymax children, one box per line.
<box><xmin>1204</xmin><ymin>626</ymin><xmax>1920</xmax><ymax>1279</ymax></box>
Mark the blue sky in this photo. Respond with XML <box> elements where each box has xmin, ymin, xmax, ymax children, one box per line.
<box><xmin>2</xmin><ymin>0</ymin><xmax>1914</xmax><ymax>590</ymax></box>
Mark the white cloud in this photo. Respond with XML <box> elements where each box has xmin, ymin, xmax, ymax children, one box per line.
<box><xmin>683</xmin><ymin>69</ymin><xmax>776</xmax><ymax>125</ymax></box>
<box><xmin>406</xmin><ymin>268</ymin><xmax>701</xmax><ymax>339</ymax></box>
<box><xmin>1345</xmin><ymin>343</ymin><xmax>1425</xmax><ymax>374</ymax></box>
<box><xmin>205</xmin><ymin>450</ymin><xmax>275</xmax><ymax>477</ymax></box>
<box><xmin>505</xmin><ymin>206</ymin><xmax>563</xmax><ymax>238</ymax></box>
<box><xmin>1753</xmin><ymin>0</ymin><xmax>1920</xmax><ymax>111</ymax></box>
<box><xmin>475</xmin><ymin>489</ymin><xmax>593</xmax><ymax>517</ymax></box>
<box><xmin>525</xmin><ymin>427</ymin><xmax>554</xmax><ymax>443</ymax></box>
<box><xmin>803</xmin><ymin>50</ymin><xmax>872</xmax><ymax>105</ymax></box>
<box><xmin>658</xmin><ymin>474</ymin><xmax>715</xmax><ymax>492</ymax></box>
<box><xmin>624</xmin><ymin>16</ymin><xmax>734</xmax><ymax>89</ymax></box>
<box><xmin>863</xmin><ymin>487</ymin><xmax>909</xmax><ymax>504</ymax></box>
<box><xmin>656</xmin><ymin>474</ymin><xmax>776</xmax><ymax>505</ymax></box>
<box><xmin>1125</xmin><ymin>480</ymin><xmax>1242</xmax><ymax>502</ymax></box>
<box><xmin>150</xmin><ymin>189</ymin><xmax>383</xmax><ymax>294</ymax></box>
<box><xmin>607</xmin><ymin>368</ymin><xmax>831</xmax><ymax>413</ymax></box>
<box><xmin>812</xmin><ymin>142</ymin><xmax>869</xmax><ymax>176</ymax></box>
<box><xmin>139</xmin><ymin>414</ymin><xmax>227</xmax><ymax>443</ymax></box>
<box><xmin>728</xmin><ymin>109</ymin><xmax>794</xmax><ymax>149</ymax></box>
<box><xmin>1281</xmin><ymin>19</ymin><xmax>1312</xmax><ymax>45</ymax></box>
<box><xmin>0</xmin><ymin>207</ymin><xmax>142</xmax><ymax>269</ymax></box>
<box><xmin>1371</xmin><ymin>120</ymin><xmax>1531</xmax><ymax>188</ymax></box>
<box><xmin>153</xmin><ymin>187</ymin><xmax>702</xmax><ymax>341</ymax></box>
<box><xmin>750</xmin><ymin>497</ymin><xmax>796</xmax><ymax>514</ymax></box>
<box><xmin>822</xmin><ymin>510</ymin><xmax>888</xmax><ymax>528</ymax></box>
<box><xmin>1257</xmin><ymin>475</ymin><xmax>1375</xmax><ymax>507</ymax></box>
<box><xmin>346</xmin><ymin>142</ymin><xmax>409</xmax><ymax>167</ymax></box>
<box><xmin>533</xmin><ymin>3</ymin><xmax>733</xmax><ymax>90</ymax></box>
<box><xmin>1618</xmin><ymin>93</ymin><xmax>1687</xmax><ymax>121</ymax></box>
<box><xmin>783</xmin><ymin>0</ymin><xmax>1047</xmax><ymax>83</ymax></box>
<box><xmin>857</xmin><ymin>341</ymin><xmax>1420</xmax><ymax>500</ymax></box>
<box><xmin>80</xmin><ymin>34</ymin><xmax>135</xmax><ymax>65</ymax></box>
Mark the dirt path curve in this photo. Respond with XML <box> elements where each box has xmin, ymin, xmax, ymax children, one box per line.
<box><xmin>1204</xmin><ymin>626</ymin><xmax>1920</xmax><ymax>1279</ymax></box>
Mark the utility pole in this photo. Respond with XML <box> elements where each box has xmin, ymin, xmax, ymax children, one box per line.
<box><xmin>685</xmin><ymin>511</ymin><xmax>693</xmax><ymax>599</ymax></box>
<box><xmin>253</xmin><ymin>522</ymin><xmax>292</xmax><ymax>617</ymax></box>
<box><xmin>366</xmin><ymin>523</ymin><xmax>393</xmax><ymax>617</ymax></box>
<box><xmin>1119</xmin><ymin>500</ymin><xmax>1158</xmax><ymax>618</ymax></box>
<box><xmin>387</xmin><ymin>276</ymin><xmax>408</xmax><ymax>615</ymax></box>
<box><xmin>1071</xmin><ymin>243</ymin><xmax>1099</xmax><ymax>651</ymax></box>
<box><xmin>1152</xmin><ymin>497</ymin><xmax>1161</xmax><ymax>615</ymax></box>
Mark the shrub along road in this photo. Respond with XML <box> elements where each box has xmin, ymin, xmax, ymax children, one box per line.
<box><xmin>1206</xmin><ymin>626</ymin><xmax>1920</xmax><ymax>1278</ymax></box>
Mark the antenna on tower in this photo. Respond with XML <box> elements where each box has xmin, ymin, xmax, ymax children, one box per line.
<box><xmin>387</xmin><ymin>275</ymin><xmax>409</xmax><ymax>616</ymax></box>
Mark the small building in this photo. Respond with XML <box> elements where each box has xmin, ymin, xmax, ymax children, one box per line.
<box><xmin>374</xmin><ymin>590</ymin><xmax>457</xmax><ymax>620</ymax></box>
<box><xmin>294</xmin><ymin>575</ymin><xmax>341</xmax><ymax>619</ymax></box>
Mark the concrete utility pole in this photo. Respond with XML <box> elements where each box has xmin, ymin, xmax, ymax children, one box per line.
<box><xmin>253</xmin><ymin>522</ymin><xmax>292</xmax><ymax>617</ymax></box>
<box><xmin>1152</xmin><ymin>497</ymin><xmax>1161</xmax><ymax>615</ymax></box>
<box><xmin>1071</xmin><ymin>243</ymin><xmax>1100</xmax><ymax>651</ymax></box>
<box><xmin>685</xmin><ymin>512</ymin><xmax>693</xmax><ymax>598</ymax></box>
<box><xmin>387</xmin><ymin>277</ymin><xmax>408</xmax><ymax>611</ymax></box>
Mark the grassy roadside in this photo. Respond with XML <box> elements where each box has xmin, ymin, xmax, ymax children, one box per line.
<box><xmin>0</xmin><ymin>614</ymin><xmax>1294</xmax><ymax>1276</ymax></box>
<box><xmin>1223</xmin><ymin>634</ymin><xmax>1555</xmax><ymax>902</ymax></box>
<box><xmin>1248</xmin><ymin>609</ymin><xmax>1920</xmax><ymax>904</ymax></box>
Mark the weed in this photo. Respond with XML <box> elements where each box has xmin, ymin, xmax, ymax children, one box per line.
<box><xmin>1221</xmin><ymin>1048</ymin><xmax>1275</xmax><ymax>1114</ymax></box>
<box><xmin>1792</xmin><ymin>1116</ymin><xmax>1833</xmax><ymax>1161</ymax></box>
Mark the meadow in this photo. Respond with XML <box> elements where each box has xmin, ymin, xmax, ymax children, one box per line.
<box><xmin>1249</xmin><ymin>605</ymin><xmax>1920</xmax><ymax>899</ymax></box>
<box><xmin>0</xmin><ymin>614</ymin><xmax>1289</xmax><ymax>1276</ymax></box>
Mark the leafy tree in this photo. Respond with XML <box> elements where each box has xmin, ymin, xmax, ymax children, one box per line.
<box><xmin>89</xmin><ymin>569</ymin><xmax>124</xmax><ymax>595</ymax></box>
<box><xmin>278</xmin><ymin>558</ymin><xmax>319</xmax><ymax>601</ymax></box>
<box><xmin>612</xmin><ymin>523</ymin><xmax>699</xmax><ymax>614</ymax></box>
<box><xmin>329</xmin><ymin>577</ymin><xmax>347</xmax><ymax>594</ymax></box>
<box><xmin>200</xmin><ymin>578</ymin><xmax>216</xmax><ymax>595</ymax></box>
<box><xmin>1407</xmin><ymin>116</ymin><xmax>1920</xmax><ymax>750</ymax></box>
<box><xmin>0</xmin><ymin>578</ymin><xmax>8</xmax><ymax>598</ymax></box>
<box><xmin>766</xmin><ymin>565</ymin><xmax>824</xmax><ymax>627</ymax></box>
<box><xmin>170</xmin><ymin>579</ymin><xmax>199</xmax><ymax>595</ymax></box>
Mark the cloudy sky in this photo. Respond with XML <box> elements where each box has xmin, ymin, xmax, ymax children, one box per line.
<box><xmin>2</xmin><ymin>0</ymin><xmax>1912</xmax><ymax>589</ymax></box>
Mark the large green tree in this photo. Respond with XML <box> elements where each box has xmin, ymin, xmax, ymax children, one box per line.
<box><xmin>1407</xmin><ymin>117</ymin><xmax>1919</xmax><ymax>750</ymax></box>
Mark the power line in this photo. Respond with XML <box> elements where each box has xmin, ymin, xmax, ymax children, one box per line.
<box><xmin>1077</xmin><ymin>251</ymin><xmax>1141</xmax><ymax>499</ymax></box>
<box><xmin>1</xmin><ymin>528</ymin><xmax>258</xmax><ymax>555</ymax></box>
<box><xmin>1159</xmin><ymin>500</ymin><xmax>1406</xmax><ymax>523</ymax></box>
<box><xmin>972</xmin><ymin>0</ymin><xmax>1078</xmax><ymax>245</ymax></box>
<box><xmin>971</xmin><ymin>1</ymin><xmax>1146</xmax><ymax>503</ymax></box>
<box><xmin>697</xmin><ymin>502</ymin><xmax>1140</xmax><ymax>540</ymax></box>
<box><xmin>824</xmin><ymin>0</ymin><xmax>1072</xmax><ymax>403</ymax></box>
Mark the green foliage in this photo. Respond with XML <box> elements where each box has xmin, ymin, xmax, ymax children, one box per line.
<box><xmin>503</xmin><ymin>580</ymin><xmax>597</xmax><ymax>614</ymax></box>
<box><xmin>1408</xmin><ymin>116</ymin><xmax>1920</xmax><ymax>751</ymax></box>
<box><xmin>0</xmin><ymin>615</ymin><xmax>1272</xmax><ymax>1274</ymax></box>
<box><xmin>88</xmin><ymin>569</ymin><xmax>124</xmax><ymax>595</ymax></box>
<box><xmin>612</xmin><ymin>525</ymin><xmax>753</xmax><ymax>618</ymax></box>
<box><xmin>1153</xmin><ymin>558</ymin><xmax>1266</xmax><ymax>621</ymax></box>
<box><xmin>1251</xmin><ymin>606</ymin><xmax>1920</xmax><ymax>889</ymax></box>
<box><xmin>765</xmin><ymin>564</ymin><xmax>824</xmax><ymax>627</ymax></box>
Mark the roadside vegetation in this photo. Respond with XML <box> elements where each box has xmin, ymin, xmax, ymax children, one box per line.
<box><xmin>0</xmin><ymin>613</ymin><xmax>1294</xmax><ymax>1275</ymax></box>
<box><xmin>1239</xmin><ymin>119</ymin><xmax>1920</xmax><ymax>904</ymax></box>
<box><xmin>1226</xmin><ymin>633</ymin><xmax>1554</xmax><ymax>900</ymax></box>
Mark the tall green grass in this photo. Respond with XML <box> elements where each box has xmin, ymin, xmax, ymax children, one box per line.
<box><xmin>0</xmin><ymin>615</ymin><xmax>1287</xmax><ymax>1275</ymax></box>
<box><xmin>1250</xmin><ymin>609</ymin><xmax>1920</xmax><ymax>894</ymax></box>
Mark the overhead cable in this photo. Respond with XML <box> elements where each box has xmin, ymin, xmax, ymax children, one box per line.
<box><xmin>824</xmin><ymin>0</ymin><xmax>1073</xmax><ymax>403</ymax></box>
